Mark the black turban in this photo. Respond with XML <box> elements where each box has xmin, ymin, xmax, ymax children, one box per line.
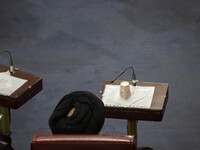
<box><xmin>49</xmin><ymin>91</ymin><xmax>105</xmax><ymax>134</ymax></box>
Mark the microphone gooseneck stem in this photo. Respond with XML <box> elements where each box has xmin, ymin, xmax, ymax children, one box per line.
<box><xmin>0</xmin><ymin>50</ymin><xmax>14</xmax><ymax>74</ymax></box>
<box><xmin>111</xmin><ymin>67</ymin><xmax>137</xmax><ymax>86</ymax></box>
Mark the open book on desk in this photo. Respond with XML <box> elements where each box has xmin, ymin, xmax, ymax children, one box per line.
<box><xmin>0</xmin><ymin>71</ymin><xmax>27</xmax><ymax>96</ymax></box>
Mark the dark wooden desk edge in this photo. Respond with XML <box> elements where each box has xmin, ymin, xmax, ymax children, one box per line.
<box><xmin>100</xmin><ymin>80</ymin><xmax>169</xmax><ymax>121</ymax></box>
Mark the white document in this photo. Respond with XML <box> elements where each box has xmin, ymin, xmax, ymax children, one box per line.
<box><xmin>0</xmin><ymin>71</ymin><xmax>27</xmax><ymax>96</ymax></box>
<box><xmin>102</xmin><ymin>84</ymin><xmax>155</xmax><ymax>108</ymax></box>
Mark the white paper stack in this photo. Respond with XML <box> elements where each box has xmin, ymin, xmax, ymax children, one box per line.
<box><xmin>102</xmin><ymin>84</ymin><xmax>155</xmax><ymax>108</ymax></box>
<box><xmin>0</xmin><ymin>71</ymin><xmax>27</xmax><ymax>96</ymax></box>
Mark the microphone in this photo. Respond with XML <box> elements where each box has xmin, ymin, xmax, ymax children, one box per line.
<box><xmin>111</xmin><ymin>67</ymin><xmax>138</xmax><ymax>86</ymax></box>
<box><xmin>0</xmin><ymin>50</ymin><xmax>14</xmax><ymax>74</ymax></box>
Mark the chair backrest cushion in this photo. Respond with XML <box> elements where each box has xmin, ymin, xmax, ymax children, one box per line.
<box><xmin>31</xmin><ymin>134</ymin><xmax>136</xmax><ymax>150</ymax></box>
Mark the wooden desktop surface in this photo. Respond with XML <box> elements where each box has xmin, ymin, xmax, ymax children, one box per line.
<box><xmin>0</xmin><ymin>64</ymin><xmax>42</xmax><ymax>109</ymax></box>
<box><xmin>100</xmin><ymin>80</ymin><xmax>169</xmax><ymax>121</ymax></box>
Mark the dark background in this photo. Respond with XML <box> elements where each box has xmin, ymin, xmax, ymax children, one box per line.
<box><xmin>0</xmin><ymin>0</ymin><xmax>200</xmax><ymax>150</ymax></box>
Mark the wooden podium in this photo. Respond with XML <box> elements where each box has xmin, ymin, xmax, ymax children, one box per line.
<box><xmin>0</xmin><ymin>64</ymin><xmax>42</xmax><ymax>135</ymax></box>
<box><xmin>99</xmin><ymin>80</ymin><xmax>169</xmax><ymax>141</ymax></box>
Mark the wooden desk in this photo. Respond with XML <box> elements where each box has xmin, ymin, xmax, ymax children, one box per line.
<box><xmin>0</xmin><ymin>64</ymin><xmax>42</xmax><ymax>135</ymax></box>
<box><xmin>99</xmin><ymin>80</ymin><xmax>169</xmax><ymax>140</ymax></box>
<box><xmin>0</xmin><ymin>64</ymin><xmax>42</xmax><ymax>109</ymax></box>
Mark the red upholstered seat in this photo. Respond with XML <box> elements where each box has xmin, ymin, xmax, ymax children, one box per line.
<box><xmin>31</xmin><ymin>134</ymin><xmax>136</xmax><ymax>150</ymax></box>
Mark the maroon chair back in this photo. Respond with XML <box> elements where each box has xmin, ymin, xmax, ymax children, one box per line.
<box><xmin>31</xmin><ymin>134</ymin><xmax>136</xmax><ymax>150</ymax></box>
